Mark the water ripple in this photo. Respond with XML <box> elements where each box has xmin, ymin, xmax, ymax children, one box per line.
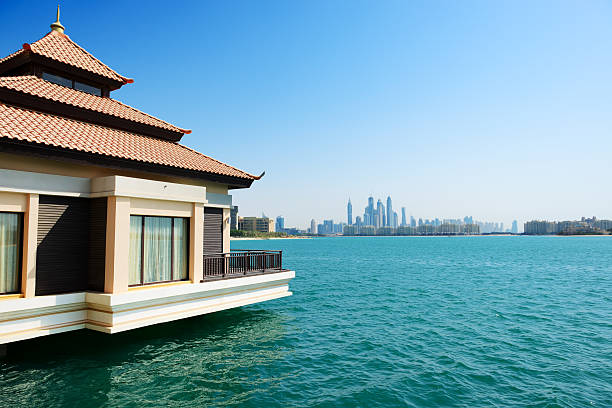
<box><xmin>1</xmin><ymin>236</ymin><xmax>611</xmax><ymax>407</ymax></box>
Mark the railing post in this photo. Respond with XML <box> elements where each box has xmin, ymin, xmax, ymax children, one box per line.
<box><xmin>244</xmin><ymin>252</ymin><xmax>248</xmax><ymax>275</ymax></box>
<box><xmin>224</xmin><ymin>253</ymin><xmax>229</xmax><ymax>277</ymax></box>
<box><xmin>279</xmin><ymin>251</ymin><xmax>282</xmax><ymax>270</ymax></box>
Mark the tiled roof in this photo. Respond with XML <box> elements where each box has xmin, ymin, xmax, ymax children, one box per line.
<box><xmin>0</xmin><ymin>102</ymin><xmax>255</xmax><ymax>180</ymax></box>
<box><xmin>0</xmin><ymin>30</ymin><xmax>132</xmax><ymax>84</ymax></box>
<box><xmin>0</xmin><ymin>76</ymin><xmax>190</xmax><ymax>134</ymax></box>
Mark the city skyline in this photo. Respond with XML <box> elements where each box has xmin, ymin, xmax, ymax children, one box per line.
<box><xmin>238</xmin><ymin>194</ymin><xmax>525</xmax><ymax>233</ymax></box>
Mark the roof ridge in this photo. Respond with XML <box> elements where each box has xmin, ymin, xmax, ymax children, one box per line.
<box><xmin>53</xmin><ymin>32</ymin><xmax>133</xmax><ymax>84</ymax></box>
<box><xmin>0</xmin><ymin>48</ymin><xmax>25</xmax><ymax>65</ymax></box>
<box><xmin>30</xmin><ymin>31</ymin><xmax>133</xmax><ymax>84</ymax></box>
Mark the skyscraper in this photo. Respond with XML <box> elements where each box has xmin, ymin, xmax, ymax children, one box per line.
<box><xmin>401</xmin><ymin>207</ymin><xmax>407</xmax><ymax>226</ymax></box>
<box><xmin>347</xmin><ymin>198</ymin><xmax>353</xmax><ymax>225</ymax></box>
<box><xmin>410</xmin><ymin>216</ymin><xmax>416</xmax><ymax>227</ymax></box>
<box><xmin>310</xmin><ymin>219</ymin><xmax>316</xmax><ymax>235</ymax></box>
<box><xmin>376</xmin><ymin>199</ymin><xmax>383</xmax><ymax>228</ymax></box>
<box><xmin>275</xmin><ymin>216</ymin><xmax>284</xmax><ymax>232</ymax></box>
<box><xmin>366</xmin><ymin>196</ymin><xmax>374</xmax><ymax>226</ymax></box>
<box><xmin>386</xmin><ymin>196</ymin><xmax>392</xmax><ymax>227</ymax></box>
<box><xmin>393</xmin><ymin>212</ymin><xmax>398</xmax><ymax>228</ymax></box>
<box><xmin>511</xmin><ymin>220</ymin><xmax>518</xmax><ymax>234</ymax></box>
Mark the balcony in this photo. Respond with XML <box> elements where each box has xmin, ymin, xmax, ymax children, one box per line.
<box><xmin>203</xmin><ymin>249</ymin><xmax>285</xmax><ymax>281</ymax></box>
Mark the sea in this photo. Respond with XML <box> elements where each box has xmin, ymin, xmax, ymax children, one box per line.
<box><xmin>1</xmin><ymin>236</ymin><xmax>611</xmax><ymax>407</ymax></box>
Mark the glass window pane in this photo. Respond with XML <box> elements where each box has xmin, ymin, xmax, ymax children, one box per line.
<box><xmin>173</xmin><ymin>218</ymin><xmax>189</xmax><ymax>280</ymax></box>
<box><xmin>143</xmin><ymin>217</ymin><xmax>172</xmax><ymax>283</ymax></box>
<box><xmin>42</xmin><ymin>72</ymin><xmax>72</xmax><ymax>88</ymax></box>
<box><xmin>74</xmin><ymin>81</ymin><xmax>102</xmax><ymax>96</ymax></box>
<box><xmin>128</xmin><ymin>216</ymin><xmax>143</xmax><ymax>285</ymax></box>
<box><xmin>0</xmin><ymin>212</ymin><xmax>22</xmax><ymax>294</ymax></box>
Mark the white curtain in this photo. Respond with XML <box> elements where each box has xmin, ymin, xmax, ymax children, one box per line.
<box><xmin>173</xmin><ymin>218</ymin><xmax>189</xmax><ymax>280</ymax></box>
<box><xmin>0</xmin><ymin>212</ymin><xmax>21</xmax><ymax>294</ymax></box>
<box><xmin>144</xmin><ymin>217</ymin><xmax>172</xmax><ymax>283</ymax></box>
<box><xmin>128</xmin><ymin>216</ymin><xmax>143</xmax><ymax>285</ymax></box>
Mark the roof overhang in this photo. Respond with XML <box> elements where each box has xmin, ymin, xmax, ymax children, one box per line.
<box><xmin>0</xmin><ymin>139</ymin><xmax>256</xmax><ymax>189</ymax></box>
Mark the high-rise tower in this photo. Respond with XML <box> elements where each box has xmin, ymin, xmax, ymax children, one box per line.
<box><xmin>347</xmin><ymin>198</ymin><xmax>353</xmax><ymax>225</ymax></box>
<box><xmin>386</xmin><ymin>196</ymin><xmax>392</xmax><ymax>227</ymax></box>
<box><xmin>401</xmin><ymin>207</ymin><xmax>407</xmax><ymax>226</ymax></box>
<box><xmin>366</xmin><ymin>196</ymin><xmax>374</xmax><ymax>226</ymax></box>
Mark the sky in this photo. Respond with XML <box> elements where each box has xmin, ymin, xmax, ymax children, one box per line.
<box><xmin>1</xmin><ymin>1</ymin><xmax>611</xmax><ymax>230</ymax></box>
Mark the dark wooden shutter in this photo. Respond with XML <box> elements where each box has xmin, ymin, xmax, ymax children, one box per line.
<box><xmin>87</xmin><ymin>198</ymin><xmax>107</xmax><ymax>292</ymax></box>
<box><xmin>203</xmin><ymin>207</ymin><xmax>223</xmax><ymax>254</ymax></box>
<box><xmin>36</xmin><ymin>195</ymin><xmax>89</xmax><ymax>295</ymax></box>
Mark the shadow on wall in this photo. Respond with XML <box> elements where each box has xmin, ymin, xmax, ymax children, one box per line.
<box><xmin>35</xmin><ymin>195</ymin><xmax>107</xmax><ymax>295</ymax></box>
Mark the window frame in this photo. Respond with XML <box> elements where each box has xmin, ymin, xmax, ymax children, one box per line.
<box><xmin>128</xmin><ymin>215</ymin><xmax>190</xmax><ymax>287</ymax></box>
<box><xmin>0</xmin><ymin>211</ymin><xmax>24</xmax><ymax>295</ymax></box>
<box><xmin>42</xmin><ymin>71</ymin><xmax>102</xmax><ymax>97</ymax></box>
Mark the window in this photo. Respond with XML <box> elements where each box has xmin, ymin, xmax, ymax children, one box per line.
<box><xmin>0</xmin><ymin>212</ymin><xmax>22</xmax><ymax>294</ymax></box>
<box><xmin>74</xmin><ymin>81</ymin><xmax>102</xmax><ymax>96</ymax></box>
<box><xmin>128</xmin><ymin>216</ymin><xmax>189</xmax><ymax>286</ymax></box>
<box><xmin>42</xmin><ymin>72</ymin><xmax>102</xmax><ymax>96</ymax></box>
<box><xmin>42</xmin><ymin>72</ymin><xmax>72</xmax><ymax>88</ymax></box>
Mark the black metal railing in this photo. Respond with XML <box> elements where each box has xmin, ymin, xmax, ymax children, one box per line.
<box><xmin>203</xmin><ymin>250</ymin><xmax>283</xmax><ymax>280</ymax></box>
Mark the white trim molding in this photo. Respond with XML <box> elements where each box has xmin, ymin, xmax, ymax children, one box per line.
<box><xmin>0</xmin><ymin>271</ymin><xmax>294</xmax><ymax>344</ymax></box>
<box><xmin>0</xmin><ymin>169</ymin><xmax>90</xmax><ymax>197</ymax></box>
<box><xmin>91</xmin><ymin>175</ymin><xmax>207</xmax><ymax>203</ymax></box>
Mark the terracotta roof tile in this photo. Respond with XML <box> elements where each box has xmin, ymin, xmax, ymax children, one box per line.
<box><xmin>0</xmin><ymin>75</ymin><xmax>189</xmax><ymax>134</ymax></box>
<box><xmin>0</xmin><ymin>30</ymin><xmax>132</xmax><ymax>84</ymax></box>
<box><xmin>0</xmin><ymin>102</ymin><xmax>255</xmax><ymax>180</ymax></box>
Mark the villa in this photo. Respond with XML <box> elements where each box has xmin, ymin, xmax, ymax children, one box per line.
<box><xmin>0</xmin><ymin>11</ymin><xmax>294</xmax><ymax>349</ymax></box>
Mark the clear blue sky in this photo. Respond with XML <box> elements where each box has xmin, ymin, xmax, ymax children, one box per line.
<box><xmin>2</xmin><ymin>1</ymin><xmax>611</xmax><ymax>230</ymax></box>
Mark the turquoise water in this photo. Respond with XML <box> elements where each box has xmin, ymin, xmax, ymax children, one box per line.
<box><xmin>1</xmin><ymin>236</ymin><xmax>611</xmax><ymax>407</ymax></box>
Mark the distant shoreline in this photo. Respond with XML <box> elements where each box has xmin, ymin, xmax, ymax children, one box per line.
<box><xmin>230</xmin><ymin>236</ymin><xmax>312</xmax><ymax>241</ymax></box>
<box><xmin>234</xmin><ymin>234</ymin><xmax>612</xmax><ymax>239</ymax></box>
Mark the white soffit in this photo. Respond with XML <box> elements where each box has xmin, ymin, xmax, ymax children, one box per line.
<box><xmin>0</xmin><ymin>169</ymin><xmax>90</xmax><ymax>197</ymax></box>
<box><xmin>90</xmin><ymin>176</ymin><xmax>207</xmax><ymax>203</ymax></box>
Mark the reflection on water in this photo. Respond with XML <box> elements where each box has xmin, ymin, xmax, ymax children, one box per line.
<box><xmin>0</xmin><ymin>307</ymin><xmax>289</xmax><ymax>407</ymax></box>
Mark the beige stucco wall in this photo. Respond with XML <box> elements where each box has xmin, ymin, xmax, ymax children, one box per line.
<box><xmin>0</xmin><ymin>152</ymin><xmax>229</xmax><ymax>194</ymax></box>
<box><xmin>0</xmin><ymin>192</ymin><xmax>37</xmax><ymax>298</ymax></box>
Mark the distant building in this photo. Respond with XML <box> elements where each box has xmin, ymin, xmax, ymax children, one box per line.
<box><xmin>386</xmin><ymin>196</ymin><xmax>393</xmax><ymax>227</ymax></box>
<box><xmin>524</xmin><ymin>217</ymin><xmax>612</xmax><ymax>235</ymax></box>
<box><xmin>365</xmin><ymin>196</ymin><xmax>375</xmax><ymax>226</ymax></box>
<box><xmin>401</xmin><ymin>207</ymin><xmax>407</xmax><ymax>226</ymax></box>
<box><xmin>347</xmin><ymin>199</ymin><xmax>353</xmax><ymax>225</ymax></box>
<box><xmin>393</xmin><ymin>212</ymin><xmax>398</xmax><ymax>228</ymax></box>
<box><xmin>230</xmin><ymin>205</ymin><xmax>239</xmax><ymax>230</ymax></box>
<box><xmin>239</xmin><ymin>217</ymin><xmax>275</xmax><ymax>233</ymax></box>
<box><xmin>524</xmin><ymin>220</ymin><xmax>557</xmax><ymax>235</ymax></box>
<box><xmin>275</xmin><ymin>216</ymin><xmax>284</xmax><ymax>232</ymax></box>
<box><xmin>511</xmin><ymin>220</ymin><xmax>518</xmax><ymax>234</ymax></box>
<box><xmin>343</xmin><ymin>225</ymin><xmax>358</xmax><ymax>235</ymax></box>
<box><xmin>410</xmin><ymin>216</ymin><xmax>416</xmax><ymax>227</ymax></box>
<box><xmin>316</xmin><ymin>220</ymin><xmax>333</xmax><ymax>235</ymax></box>
<box><xmin>310</xmin><ymin>219</ymin><xmax>316</xmax><ymax>234</ymax></box>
